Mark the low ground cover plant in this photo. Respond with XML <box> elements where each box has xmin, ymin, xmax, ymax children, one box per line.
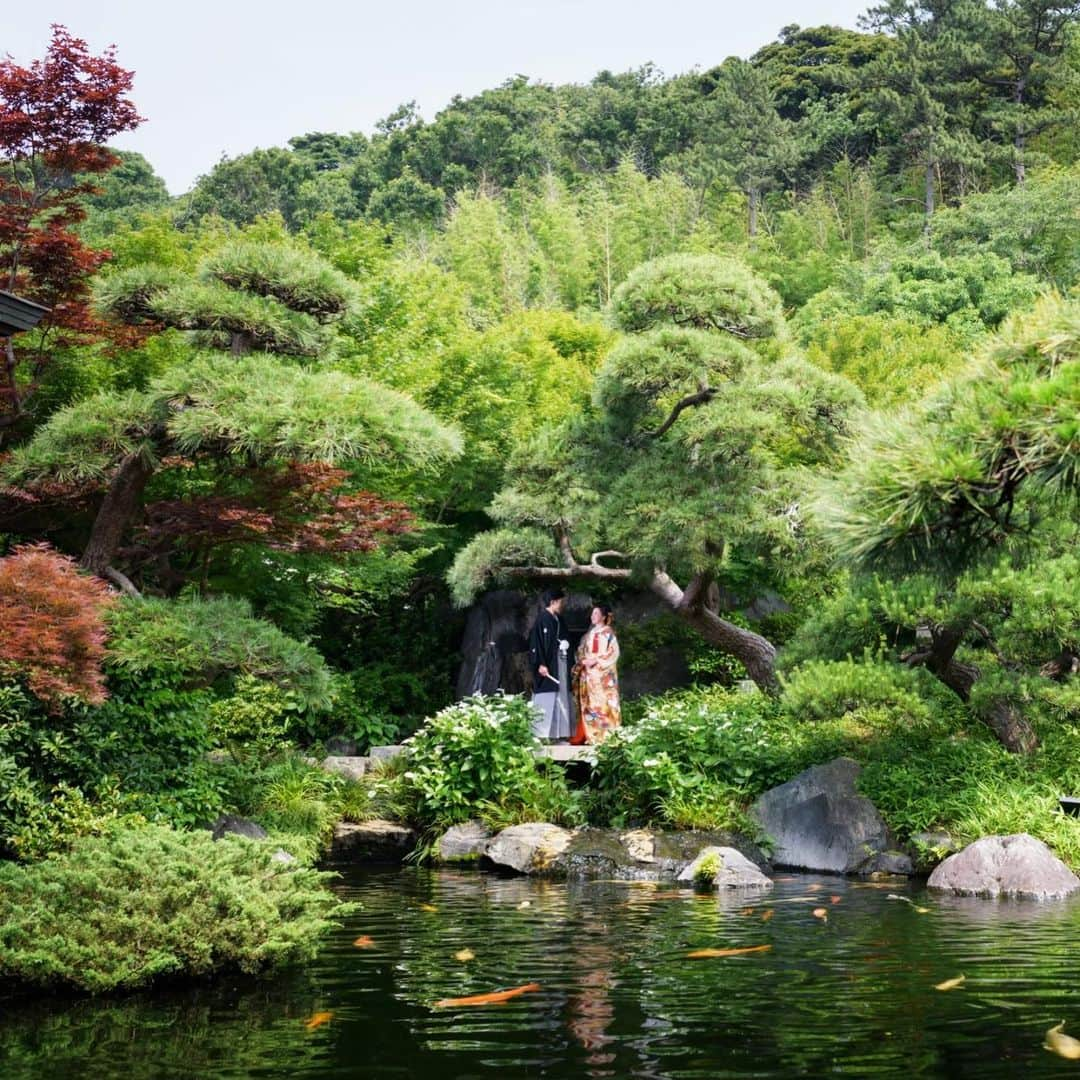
<box><xmin>0</xmin><ymin>825</ymin><xmax>354</xmax><ymax>993</ymax></box>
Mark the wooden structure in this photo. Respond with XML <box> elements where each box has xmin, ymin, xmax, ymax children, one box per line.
<box><xmin>0</xmin><ymin>290</ymin><xmax>49</xmax><ymax>337</ymax></box>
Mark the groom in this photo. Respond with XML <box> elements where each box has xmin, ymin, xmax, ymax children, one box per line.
<box><xmin>527</xmin><ymin>588</ymin><xmax>571</xmax><ymax>743</ymax></box>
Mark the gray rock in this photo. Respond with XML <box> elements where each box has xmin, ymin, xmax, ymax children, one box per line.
<box><xmin>436</xmin><ymin>821</ymin><xmax>493</xmax><ymax>862</ymax></box>
<box><xmin>552</xmin><ymin>828</ymin><xmax>768</xmax><ymax>881</ymax></box>
<box><xmin>210</xmin><ymin>814</ymin><xmax>268</xmax><ymax>842</ymax></box>
<box><xmin>369</xmin><ymin>745</ymin><xmax>404</xmax><ymax>763</ymax></box>
<box><xmin>927</xmin><ymin>833</ymin><xmax>1080</xmax><ymax>899</ymax></box>
<box><xmin>455</xmin><ymin>589</ymin><xmax>531</xmax><ymax>698</ymax></box>
<box><xmin>867</xmin><ymin>849</ymin><xmax>915</xmax><ymax>876</ymax></box>
<box><xmin>320</xmin><ymin>755</ymin><xmax>370</xmax><ymax>781</ymax></box>
<box><xmin>913</xmin><ymin>830</ymin><xmax>961</xmax><ymax>852</ymax></box>
<box><xmin>750</xmin><ymin>757</ymin><xmax>898</xmax><ymax>875</ymax></box>
<box><xmin>331</xmin><ymin>819</ymin><xmax>416</xmax><ymax>860</ymax></box>
<box><xmin>324</xmin><ymin>735</ymin><xmax>359</xmax><ymax>757</ymax></box>
<box><xmin>485</xmin><ymin>823</ymin><xmax>576</xmax><ymax>874</ymax></box>
<box><xmin>677</xmin><ymin>846</ymin><xmax>773</xmax><ymax>889</ymax></box>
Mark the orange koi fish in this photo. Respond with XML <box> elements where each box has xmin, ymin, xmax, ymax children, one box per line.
<box><xmin>304</xmin><ymin>1011</ymin><xmax>333</xmax><ymax>1029</ymax></box>
<box><xmin>760</xmin><ymin>909</ymin><xmax>775</xmax><ymax>922</ymax></box>
<box><xmin>686</xmin><ymin>944</ymin><xmax>773</xmax><ymax>959</ymax></box>
<box><xmin>353</xmin><ymin>935</ymin><xmax>375</xmax><ymax>948</ymax></box>
<box><xmin>435</xmin><ymin>982</ymin><xmax>541</xmax><ymax>1007</ymax></box>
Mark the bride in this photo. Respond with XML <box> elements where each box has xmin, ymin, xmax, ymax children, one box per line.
<box><xmin>572</xmin><ymin>604</ymin><xmax>621</xmax><ymax>744</ymax></box>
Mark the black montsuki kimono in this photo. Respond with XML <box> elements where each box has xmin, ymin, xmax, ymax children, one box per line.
<box><xmin>528</xmin><ymin>608</ymin><xmax>565</xmax><ymax>692</ymax></box>
<box><xmin>527</xmin><ymin>607</ymin><xmax>571</xmax><ymax>740</ymax></box>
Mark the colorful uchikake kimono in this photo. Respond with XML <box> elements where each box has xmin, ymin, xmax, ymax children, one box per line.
<box><xmin>572</xmin><ymin>625</ymin><xmax>621</xmax><ymax>744</ymax></box>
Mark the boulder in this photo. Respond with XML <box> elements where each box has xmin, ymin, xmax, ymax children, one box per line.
<box><xmin>750</xmin><ymin>757</ymin><xmax>900</xmax><ymax>875</ymax></box>
<box><xmin>320</xmin><ymin>755</ymin><xmax>370</xmax><ymax>782</ymax></box>
<box><xmin>927</xmin><ymin>834</ymin><xmax>1080</xmax><ymax>899</ymax></box>
<box><xmin>324</xmin><ymin>734</ymin><xmax>359</xmax><ymax>757</ymax></box>
<box><xmin>677</xmin><ymin>846</ymin><xmax>773</xmax><ymax>889</ymax></box>
<box><xmin>455</xmin><ymin>589</ymin><xmax>531</xmax><ymax>698</ymax></box>
<box><xmin>867</xmin><ymin>849</ymin><xmax>915</xmax><ymax>876</ymax></box>
<box><xmin>485</xmin><ymin>823</ymin><xmax>576</xmax><ymax>874</ymax></box>
<box><xmin>210</xmin><ymin>814</ymin><xmax>268</xmax><ymax>842</ymax></box>
<box><xmin>436</xmin><ymin>821</ymin><xmax>492</xmax><ymax>862</ymax></box>
<box><xmin>331</xmin><ymin>819</ymin><xmax>416</xmax><ymax>860</ymax></box>
<box><xmin>369</xmin><ymin>745</ymin><xmax>404</xmax><ymax>763</ymax></box>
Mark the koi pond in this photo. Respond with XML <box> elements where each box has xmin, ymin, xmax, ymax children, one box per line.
<box><xmin>3</xmin><ymin>864</ymin><xmax>1080</xmax><ymax>1078</ymax></box>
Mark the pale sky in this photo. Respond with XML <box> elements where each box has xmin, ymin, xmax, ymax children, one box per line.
<box><xmin>5</xmin><ymin>1</ymin><xmax>871</xmax><ymax>194</ymax></box>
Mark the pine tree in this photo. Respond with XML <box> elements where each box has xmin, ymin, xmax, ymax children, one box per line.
<box><xmin>449</xmin><ymin>254</ymin><xmax>861</xmax><ymax>691</ymax></box>
<box><xmin>2</xmin><ymin>241</ymin><xmax>460</xmax><ymax>588</ymax></box>
<box><xmin>982</xmin><ymin>0</ymin><xmax>1080</xmax><ymax>183</ymax></box>
<box><xmin>860</xmin><ymin>0</ymin><xmax>993</xmax><ymax>230</ymax></box>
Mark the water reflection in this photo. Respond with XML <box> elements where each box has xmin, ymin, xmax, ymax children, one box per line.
<box><xmin>3</xmin><ymin>865</ymin><xmax>1080</xmax><ymax>1079</ymax></box>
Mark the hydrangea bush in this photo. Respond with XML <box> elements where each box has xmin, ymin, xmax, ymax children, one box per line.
<box><xmin>398</xmin><ymin>694</ymin><xmax>547</xmax><ymax>827</ymax></box>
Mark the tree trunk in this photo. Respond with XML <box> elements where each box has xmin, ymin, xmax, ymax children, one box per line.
<box><xmin>982</xmin><ymin>697</ymin><xmax>1038</xmax><ymax>754</ymax></box>
<box><xmin>80</xmin><ymin>452</ymin><xmax>154</xmax><ymax>575</ymax></box>
<box><xmin>1014</xmin><ymin>76</ymin><xmax>1027</xmax><ymax>186</ymax></box>
<box><xmin>923</xmin><ymin>161</ymin><xmax>935</xmax><ymax>236</ymax></box>
<box><xmin>0</xmin><ymin>335</ymin><xmax>21</xmax><ymax>437</ymax></box>
<box><xmin>648</xmin><ymin>569</ymin><xmax>778</xmax><ymax>693</ymax></box>
<box><xmin>747</xmin><ymin>187</ymin><xmax>759</xmax><ymax>238</ymax></box>
<box><xmin>906</xmin><ymin>622</ymin><xmax>1038</xmax><ymax>753</ymax></box>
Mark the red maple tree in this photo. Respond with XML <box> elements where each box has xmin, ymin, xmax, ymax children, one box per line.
<box><xmin>0</xmin><ymin>25</ymin><xmax>143</xmax><ymax>432</ymax></box>
<box><xmin>0</xmin><ymin>542</ymin><xmax>115</xmax><ymax>707</ymax></box>
<box><xmin>130</xmin><ymin>462</ymin><xmax>415</xmax><ymax>581</ymax></box>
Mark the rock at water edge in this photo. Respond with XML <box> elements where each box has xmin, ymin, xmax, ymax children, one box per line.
<box><xmin>927</xmin><ymin>833</ymin><xmax>1080</xmax><ymax>899</ymax></box>
<box><xmin>750</xmin><ymin>757</ymin><xmax>901</xmax><ymax>875</ymax></box>
<box><xmin>677</xmin><ymin>846</ymin><xmax>773</xmax><ymax>889</ymax></box>
<box><xmin>331</xmin><ymin>819</ymin><xmax>416</xmax><ymax>860</ymax></box>
<box><xmin>436</xmin><ymin>821</ymin><xmax>493</xmax><ymax>862</ymax></box>
<box><xmin>485</xmin><ymin>823</ymin><xmax>576</xmax><ymax>874</ymax></box>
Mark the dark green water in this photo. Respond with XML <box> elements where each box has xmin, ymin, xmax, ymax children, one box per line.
<box><xmin>4</xmin><ymin>864</ymin><xmax>1080</xmax><ymax>1079</ymax></box>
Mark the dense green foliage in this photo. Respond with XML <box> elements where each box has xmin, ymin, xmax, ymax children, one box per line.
<box><xmin>0</xmin><ymin>825</ymin><xmax>353</xmax><ymax>992</ymax></box>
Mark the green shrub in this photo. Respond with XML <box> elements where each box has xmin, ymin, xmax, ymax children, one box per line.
<box><xmin>857</xmin><ymin>724</ymin><xmax>1080</xmax><ymax>867</ymax></box>
<box><xmin>2</xmin><ymin>782</ymin><xmax>146</xmax><ymax>862</ymax></box>
<box><xmin>0</xmin><ymin>677</ymin><xmax>222</xmax><ymax>856</ymax></box>
<box><xmin>252</xmin><ymin>757</ymin><xmax>343</xmax><ymax>843</ymax></box>
<box><xmin>780</xmin><ymin>657</ymin><xmax>956</xmax><ymax>725</ymax></box>
<box><xmin>0</xmin><ymin>825</ymin><xmax>354</xmax><ymax>993</ymax></box>
<box><xmin>475</xmin><ymin>761</ymin><xmax>585</xmax><ymax>831</ymax></box>
<box><xmin>207</xmin><ymin>675</ymin><xmax>297</xmax><ymax>759</ymax></box>
<box><xmin>107</xmin><ymin>595</ymin><xmax>333</xmax><ymax>712</ymax></box>
<box><xmin>320</xmin><ymin>668</ymin><xmax>412</xmax><ymax>751</ymax></box>
<box><xmin>589</xmin><ymin>687</ymin><xmax>802</xmax><ymax>827</ymax></box>
<box><xmin>399</xmin><ymin>693</ymin><xmax>545</xmax><ymax>829</ymax></box>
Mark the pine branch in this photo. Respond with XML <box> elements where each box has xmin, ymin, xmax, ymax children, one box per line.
<box><xmin>645</xmin><ymin>387</ymin><xmax>717</xmax><ymax>438</ymax></box>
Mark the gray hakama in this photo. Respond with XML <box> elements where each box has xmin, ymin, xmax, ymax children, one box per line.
<box><xmin>531</xmin><ymin>641</ymin><xmax>571</xmax><ymax>741</ymax></box>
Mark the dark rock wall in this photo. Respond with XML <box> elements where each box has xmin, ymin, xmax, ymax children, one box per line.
<box><xmin>455</xmin><ymin>588</ymin><xmax>696</xmax><ymax>701</ymax></box>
